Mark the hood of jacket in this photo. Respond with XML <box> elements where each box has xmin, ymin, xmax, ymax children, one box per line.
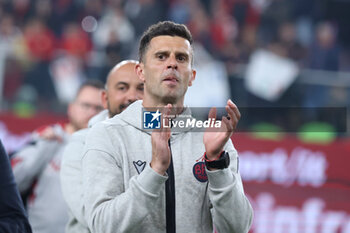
<box><xmin>88</xmin><ymin>109</ymin><xmax>109</xmax><ymax>127</ymax></box>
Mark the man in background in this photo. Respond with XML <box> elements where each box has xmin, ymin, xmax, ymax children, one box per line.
<box><xmin>60</xmin><ymin>60</ymin><xmax>144</xmax><ymax>233</ymax></box>
<box><xmin>11</xmin><ymin>80</ymin><xmax>104</xmax><ymax>233</ymax></box>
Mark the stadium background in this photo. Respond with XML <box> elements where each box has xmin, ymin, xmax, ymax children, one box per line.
<box><xmin>0</xmin><ymin>0</ymin><xmax>349</xmax><ymax>232</ymax></box>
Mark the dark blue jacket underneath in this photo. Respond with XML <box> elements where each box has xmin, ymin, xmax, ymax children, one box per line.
<box><xmin>0</xmin><ymin>140</ymin><xmax>32</xmax><ymax>233</ymax></box>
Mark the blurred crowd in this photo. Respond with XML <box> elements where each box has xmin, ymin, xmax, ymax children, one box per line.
<box><xmin>0</xmin><ymin>0</ymin><xmax>349</xmax><ymax>113</ymax></box>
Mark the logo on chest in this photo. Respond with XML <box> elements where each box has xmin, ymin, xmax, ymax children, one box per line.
<box><xmin>193</xmin><ymin>161</ymin><xmax>208</xmax><ymax>182</ymax></box>
<box><xmin>133</xmin><ymin>160</ymin><xmax>146</xmax><ymax>174</ymax></box>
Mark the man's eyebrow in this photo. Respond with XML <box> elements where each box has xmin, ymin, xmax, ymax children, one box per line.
<box><xmin>155</xmin><ymin>51</ymin><xmax>169</xmax><ymax>55</ymax></box>
<box><xmin>115</xmin><ymin>81</ymin><xmax>129</xmax><ymax>86</ymax></box>
<box><xmin>176</xmin><ymin>52</ymin><xmax>189</xmax><ymax>57</ymax></box>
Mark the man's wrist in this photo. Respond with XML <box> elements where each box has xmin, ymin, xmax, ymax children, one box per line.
<box><xmin>150</xmin><ymin>162</ymin><xmax>167</xmax><ymax>175</ymax></box>
<box><xmin>205</xmin><ymin>151</ymin><xmax>230</xmax><ymax>170</ymax></box>
<box><xmin>204</xmin><ymin>151</ymin><xmax>224</xmax><ymax>161</ymax></box>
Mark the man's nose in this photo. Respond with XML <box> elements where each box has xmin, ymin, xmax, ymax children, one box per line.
<box><xmin>167</xmin><ymin>55</ymin><xmax>178</xmax><ymax>69</ymax></box>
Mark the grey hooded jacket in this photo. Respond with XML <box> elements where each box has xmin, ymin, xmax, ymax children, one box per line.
<box><xmin>61</xmin><ymin>109</ymin><xmax>109</xmax><ymax>233</ymax></box>
<box><xmin>81</xmin><ymin>100</ymin><xmax>253</xmax><ymax>233</ymax></box>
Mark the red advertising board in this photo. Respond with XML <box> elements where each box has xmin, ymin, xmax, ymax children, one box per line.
<box><xmin>232</xmin><ymin>133</ymin><xmax>350</xmax><ymax>233</ymax></box>
<box><xmin>0</xmin><ymin>112</ymin><xmax>67</xmax><ymax>153</ymax></box>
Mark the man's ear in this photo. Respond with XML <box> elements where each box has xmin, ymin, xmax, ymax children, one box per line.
<box><xmin>101</xmin><ymin>90</ymin><xmax>108</xmax><ymax>109</ymax></box>
<box><xmin>188</xmin><ymin>69</ymin><xmax>196</xmax><ymax>87</ymax></box>
<box><xmin>135</xmin><ymin>63</ymin><xmax>145</xmax><ymax>82</ymax></box>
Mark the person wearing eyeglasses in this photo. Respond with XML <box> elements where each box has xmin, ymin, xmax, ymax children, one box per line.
<box><xmin>10</xmin><ymin>80</ymin><xmax>104</xmax><ymax>233</ymax></box>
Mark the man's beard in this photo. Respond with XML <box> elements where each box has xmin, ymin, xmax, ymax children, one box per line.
<box><xmin>161</xmin><ymin>95</ymin><xmax>178</xmax><ymax>105</ymax></box>
<box><xmin>119</xmin><ymin>103</ymin><xmax>131</xmax><ymax>113</ymax></box>
<box><xmin>108</xmin><ymin>101</ymin><xmax>133</xmax><ymax>118</ymax></box>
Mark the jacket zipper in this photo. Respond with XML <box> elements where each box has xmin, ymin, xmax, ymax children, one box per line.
<box><xmin>166</xmin><ymin>139</ymin><xmax>176</xmax><ymax>233</ymax></box>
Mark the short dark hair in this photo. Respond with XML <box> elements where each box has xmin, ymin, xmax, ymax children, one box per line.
<box><xmin>75</xmin><ymin>79</ymin><xmax>104</xmax><ymax>100</ymax></box>
<box><xmin>138</xmin><ymin>21</ymin><xmax>193</xmax><ymax>63</ymax></box>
